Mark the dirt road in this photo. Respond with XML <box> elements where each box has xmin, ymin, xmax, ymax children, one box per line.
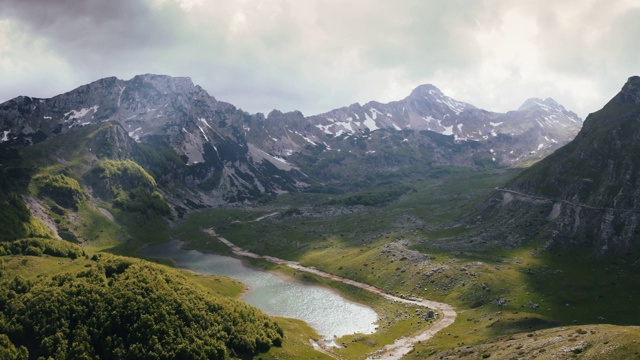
<box><xmin>203</xmin><ymin>228</ymin><xmax>457</xmax><ymax>360</ymax></box>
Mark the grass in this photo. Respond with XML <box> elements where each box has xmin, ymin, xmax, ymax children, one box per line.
<box><xmin>159</xmin><ymin>167</ymin><xmax>640</xmax><ymax>359</ymax></box>
<box><xmin>260</xmin><ymin>318</ymin><xmax>334</xmax><ymax>360</ymax></box>
<box><xmin>11</xmin><ymin>138</ymin><xmax>640</xmax><ymax>360</ymax></box>
<box><xmin>411</xmin><ymin>324</ymin><xmax>640</xmax><ymax>359</ymax></box>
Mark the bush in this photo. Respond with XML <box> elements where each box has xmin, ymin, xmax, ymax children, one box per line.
<box><xmin>86</xmin><ymin>160</ymin><xmax>171</xmax><ymax>216</ymax></box>
<box><xmin>0</xmin><ymin>238</ymin><xmax>85</xmax><ymax>260</ymax></box>
<box><xmin>0</xmin><ymin>258</ymin><xmax>283</xmax><ymax>359</ymax></box>
<box><xmin>34</xmin><ymin>174</ymin><xmax>86</xmax><ymax>210</ymax></box>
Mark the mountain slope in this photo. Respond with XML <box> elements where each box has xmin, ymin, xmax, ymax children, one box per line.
<box><xmin>473</xmin><ymin>76</ymin><xmax>640</xmax><ymax>253</ymax></box>
<box><xmin>0</xmin><ymin>74</ymin><xmax>307</xmax><ymax>206</ymax></box>
<box><xmin>0</xmin><ymin>74</ymin><xmax>583</xmax><ymax>206</ymax></box>
<box><xmin>246</xmin><ymin>83</ymin><xmax>582</xmax><ymax>184</ymax></box>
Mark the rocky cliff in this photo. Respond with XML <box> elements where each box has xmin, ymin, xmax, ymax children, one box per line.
<box><xmin>474</xmin><ymin>76</ymin><xmax>640</xmax><ymax>254</ymax></box>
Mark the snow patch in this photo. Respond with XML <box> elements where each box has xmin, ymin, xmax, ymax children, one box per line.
<box><xmin>335</xmin><ymin>120</ymin><xmax>354</xmax><ymax>133</ymax></box>
<box><xmin>197</xmin><ymin>125</ymin><xmax>209</xmax><ymax>142</ymax></box>
<box><xmin>43</xmin><ymin>116</ymin><xmax>52</xmax><ymax>119</ymax></box>
<box><xmin>489</xmin><ymin>121</ymin><xmax>503</xmax><ymax>127</ymax></box>
<box><xmin>246</xmin><ymin>143</ymin><xmax>295</xmax><ymax>171</ymax></box>
<box><xmin>442</xmin><ymin>125</ymin><xmax>454</xmax><ymax>136</ymax></box>
<box><xmin>273</xmin><ymin>156</ymin><xmax>288</xmax><ymax>164</ymax></box>
<box><xmin>199</xmin><ymin>117</ymin><xmax>213</xmax><ymax>129</ymax></box>
<box><xmin>301</xmin><ymin>135</ymin><xmax>316</xmax><ymax>145</ymax></box>
<box><xmin>315</xmin><ymin>124</ymin><xmax>333</xmax><ymax>135</ymax></box>
<box><xmin>363</xmin><ymin>112</ymin><xmax>379</xmax><ymax>131</ymax></box>
<box><xmin>436</xmin><ymin>97</ymin><xmax>466</xmax><ymax>115</ymax></box>
<box><xmin>370</xmin><ymin>108</ymin><xmax>384</xmax><ymax>120</ymax></box>
<box><xmin>128</xmin><ymin>127</ymin><xmax>143</xmax><ymax>141</ymax></box>
<box><xmin>537</xmin><ymin>143</ymin><xmax>544</xmax><ymax>150</ymax></box>
<box><xmin>117</xmin><ymin>86</ymin><xmax>126</xmax><ymax>107</ymax></box>
<box><xmin>1</xmin><ymin>131</ymin><xmax>9</xmax><ymax>143</ymax></box>
<box><xmin>65</xmin><ymin>105</ymin><xmax>99</xmax><ymax>121</ymax></box>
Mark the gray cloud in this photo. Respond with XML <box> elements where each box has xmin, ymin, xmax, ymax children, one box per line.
<box><xmin>0</xmin><ymin>0</ymin><xmax>638</xmax><ymax>118</ymax></box>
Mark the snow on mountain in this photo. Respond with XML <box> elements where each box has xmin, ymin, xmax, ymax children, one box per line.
<box><xmin>0</xmin><ymin>73</ymin><xmax>584</xmax><ymax>202</ymax></box>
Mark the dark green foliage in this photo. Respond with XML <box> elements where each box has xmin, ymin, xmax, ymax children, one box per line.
<box><xmin>86</xmin><ymin>159</ymin><xmax>170</xmax><ymax>216</ymax></box>
<box><xmin>0</xmin><ymin>146</ymin><xmax>31</xmax><ymax>196</ymax></box>
<box><xmin>113</xmin><ymin>188</ymin><xmax>171</xmax><ymax>215</ymax></box>
<box><xmin>34</xmin><ymin>174</ymin><xmax>86</xmax><ymax>210</ymax></box>
<box><xmin>0</xmin><ymin>256</ymin><xmax>283</xmax><ymax>359</ymax></box>
<box><xmin>280</xmin><ymin>207</ymin><xmax>302</xmax><ymax>218</ymax></box>
<box><xmin>473</xmin><ymin>156</ymin><xmax>500</xmax><ymax>170</ymax></box>
<box><xmin>327</xmin><ymin>185</ymin><xmax>413</xmax><ymax>206</ymax></box>
<box><xmin>0</xmin><ymin>238</ymin><xmax>85</xmax><ymax>259</ymax></box>
<box><xmin>0</xmin><ymin>195</ymin><xmax>54</xmax><ymax>242</ymax></box>
<box><xmin>0</xmin><ymin>334</ymin><xmax>28</xmax><ymax>360</ymax></box>
<box><xmin>89</xmin><ymin>159</ymin><xmax>157</xmax><ymax>194</ymax></box>
<box><xmin>133</xmin><ymin>137</ymin><xmax>186</xmax><ymax>184</ymax></box>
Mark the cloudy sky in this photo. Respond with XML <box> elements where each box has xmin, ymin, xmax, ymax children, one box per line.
<box><xmin>0</xmin><ymin>0</ymin><xmax>638</xmax><ymax>118</ymax></box>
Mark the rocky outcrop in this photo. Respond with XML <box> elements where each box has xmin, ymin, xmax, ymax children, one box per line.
<box><xmin>0</xmin><ymin>73</ymin><xmax>584</xmax><ymax>203</ymax></box>
<box><xmin>474</xmin><ymin>76</ymin><xmax>640</xmax><ymax>254</ymax></box>
<box><xmin>0</xmin><ymin>74</ymin><xmax>308</xmax><ymax>205</ymax></box>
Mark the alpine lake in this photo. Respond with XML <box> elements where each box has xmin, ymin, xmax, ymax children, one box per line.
<box><xmin>141</xmin><ymin>240</ymin><xmax>379</xmax><ymax>344</ymax></box>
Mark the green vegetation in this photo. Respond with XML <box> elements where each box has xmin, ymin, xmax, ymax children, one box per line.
<box><xmin>0</xmin><ymin>241</ymin><xmax>283</xmax><ymax>359</ymax></box>
<box><xmin>4</xmin><ymin>104</ymin><xmax>640</xmax><ymax>359</ymax></box>
<box><xmin>0</xmin><ymin>195</ymin><xmax>54</xmax><ymax>242</ymax></box>
<box><xmin>34</xmin><ymin>174</ymin><xmax>86</xmax><ymax>210</ymax></box>
<box><xmin>0</xmin><ymin>237</ymin><xmax>85</xmax><ymax>259</ymax></box>
<box><xmin>326</xmin><ymin>184</ymin><xmax>413</xmax><ymax>207</ymax></box>
<box><xmin>86</xmin><ymin>159</ymin><xmax>170</xmax><ymax>215</ymax></box>
<box><xmin>171</xmin><ymin>167</ymin><xmax>640</xmax><ymax>359</ymax></box>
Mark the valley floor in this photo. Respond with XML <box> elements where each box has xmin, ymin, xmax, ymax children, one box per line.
<box><xmin>205</xmin><ymin>228</ymin><xmax>457</xmax><ymax>359</ymax></box>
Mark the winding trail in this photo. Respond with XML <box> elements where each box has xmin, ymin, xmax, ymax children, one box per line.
<box><xmin>496</xmin><ymin>188</ymin><xmax>640</xmax><ymax>214</ymax></box>
<box><xmin>203</xmin><ymin>228</ymin><xmax>457</xmax><ymax>360</ymax></box>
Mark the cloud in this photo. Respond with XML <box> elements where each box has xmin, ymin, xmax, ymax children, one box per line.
<box><xmin>0</xmin><ymin>0</ymin><xmax>638</xmax><ymax>118</ymax></box>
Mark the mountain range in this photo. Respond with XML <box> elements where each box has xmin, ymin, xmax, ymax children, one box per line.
<box><xmin>3</xmin><ymin>73</ymin><xmax>640</xmax><ymax>359</ymax></box>
<box><xmin>0</xmin><ymin>74</ymin><xmax>582</xmax><ymax>207</ymax></box>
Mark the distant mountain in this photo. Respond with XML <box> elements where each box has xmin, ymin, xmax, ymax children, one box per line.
<box><xmin>473</xmin><ymin>76</ymin><xmax>640</xmax><ymax>254</ymax></box>
<box><xmin>0</xmin><ymin>74</ymin><xmax>583</xmax><ymax>205</ymax></box>
<box><xmin>246</xmin><ymin>83</ymin><xmax>582</xmax><ymax>171</ymax></box>
<box><xmin>242</xmin><ymin>83</ymin><xmax>581</xmax><ymax>186</ymax></box>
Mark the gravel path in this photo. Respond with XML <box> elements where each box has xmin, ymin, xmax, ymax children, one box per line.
<box><xmin>203</xmin><ymin>228</ymin><xmax>457</xmax><ymax>360</ymax></box>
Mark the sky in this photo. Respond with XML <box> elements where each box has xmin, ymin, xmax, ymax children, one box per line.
<box><xmin>0</xmin><ymin>0</ymin><xmax>639</xmax><ymax>119</ymax></box>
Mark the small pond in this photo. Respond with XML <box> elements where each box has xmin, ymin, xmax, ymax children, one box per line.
<box><xmin>141</xmin><ymin>240</ymin><xmax>378</xmax><ymax>341</ymax></box>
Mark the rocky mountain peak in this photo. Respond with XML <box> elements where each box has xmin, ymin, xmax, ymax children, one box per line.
<box><xmin>408</xmin><ymin>84</ymin><xmax>443</xmax><ymax>98</ymax></box>
<box><xmin>518</xmin><ymin>97</ymin><xmax>562</xmax><ymax>112</ymax></box>
<box><xmin>128</xmin><ymin>74</ymin><xmax>197</xmax><ymax>95</ymax></box>
<box><xmin>611</xmin><ymin>75</ymin><xmax>640</xmax><ymax>105</ymax></box>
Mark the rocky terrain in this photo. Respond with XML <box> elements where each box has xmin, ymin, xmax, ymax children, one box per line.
<box><xmin>464</xmin><ymin>76</ymin><xmax>640</xmax><ymax>254</ymax></box>
<box><xmin>1</xmin><ymin>74</ymin><xmax>582</xmax><ymax>206</ymax></box>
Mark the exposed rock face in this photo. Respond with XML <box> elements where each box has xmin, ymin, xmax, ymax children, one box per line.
<box><xmin>244</xmin><ymin>83</ymin><xmax>582</xmax><ymax>178</ymax></box>
<box><xmin>0</xmin><ymin>74</ymin><xmax>307</xmax><ymax>205</ymax></box>
<box><xmin>0</xmin><ymin>73</ymin><xmax>583</xmax><ymax>203</ymax></box>
<box><xmin>475</xmin><ymin>76</ymin><xmax>640</xmax><ymax>254</ymax></box>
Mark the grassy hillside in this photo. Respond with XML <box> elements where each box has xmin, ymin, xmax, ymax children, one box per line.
<box><xmin>0</xmin><ymin>238</ymin><xmax>283</xmax><ymax>359</ymax></box>
<box><xmin>174</xmin><ymin>168</ymin><xmax>640</xmax><ymax>359</ymax></box>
